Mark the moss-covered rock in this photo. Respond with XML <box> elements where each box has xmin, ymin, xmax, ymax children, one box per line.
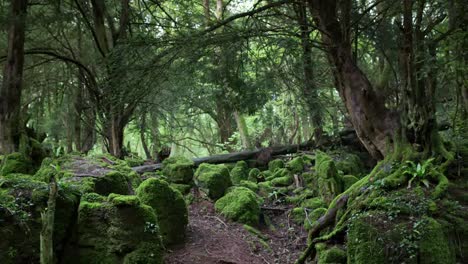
<box><xmin>194</xmin><ymin>163</ymin><xmax>232</xmax><ymax>200</ymax></box>
<box><xmin>291</xmin><ymin>207</ymin><xmax>305</xmax><ymax>224</ymax></box>
<box><xmin>342</xmin><ymin>175</ymin><xmax>359</xmax><ymax>190</ymax></box>
<box><xmin>230</xmin><ymin>160</ymin><xmax>249</xmax><ymax>185</ymax></box>
<box><xmin>334</xmin><ymin>153</ymin><xmax>364</xmax><ymax>177</ymax></box>
<box><xmin>266</xmin><ymin>167</ymin><xmax>292</xmax><ymax>181</ymax></box>
<box><xmin>268</xmin><ymin>159</ymin><xmax>285</xmax><ymax>172</ymax></box>
<box><xmin>258</xmin><ymin>181</ymin><xmax>273</xmax><ymax>196</ymax></box>
<box><xmin>124</xmin><ymin>154</ymin><xmax>145</xmax><ymax>167</ymax></box>
<box><xmin>316</xmin><ymin>244</ymin><xmax>346</xmax><ymax>264</ymax></box>
<box><xmin>419</xmin><ymin>217</ymin><xmax>455</xmax><ymax>264</ymax></box>
<box><xmin>0</xmin><ymin>174</ymin><xmax>79</xmax><ymax>264</ymax></box>
<box><xmin>271</xmin><ymin>175</ymin><xmax>293</xmax><ymax>187</ymax></box>
<box><xmin>215</xmin><ymin>187</ymin><xmax>261</xmax><ymax>226</ymax></box>
<box><xmin>162</xmin><ymin>156</ymin><xmax>194</xmax><ymax>184</ymax></box>
<box><xmin>94</xmin><ymin>171</ymin><xmax>132</xmax><ymax>196</ymax></box>
<box><xmin>0</xmin><ymin>152</ymin><xmax>34</xmax><ymax>175</ymax></box>
<box><xmin>66</xmin><ymin>194</ymin><xmax>164</xmax><ymax>264</ymax></box>
<box><xmin>315</xmin><ymin>151</ymin><xmax>343</xmax><ymax>204</ymax></box>
<box><xmin>137</xmin><ymin>178</ymin><xmax>188</xmax><ymax>246</ymax></box>
<box><xmin>239</xmin><ymin>180</ymin><xmax>259</xmax><ymax>192</ymax></box>
<box><xmin>170</xmin><ymin>183</ymin><xmax>192</xmax><ymax>195</ymax></box>
<box><xmin>287</xmin><ymin>156</ymin><xmax>305</xmax><ymax>174</ymax></box>
<box><xmin>301</xmin><ymin>197</ymin><xmax>326</xmax><ymax>210</ymax></box>
<box><xmin>247</xmin><ymin>168</ymin><xmax>261</xmax><ymax>182</ymax></box>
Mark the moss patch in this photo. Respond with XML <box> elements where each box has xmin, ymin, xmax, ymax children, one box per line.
<box><xmin>230</xmin><ymin>161</ymin><xmax>249</xmax><ymax>185</ymax></box>
<box><xmin>194</xmin><ymin>163</ymin><xmax>232</xmax><ymax>200</ymax></box>
<box><xmin>268</xmin><ymin>159</ymin><xmax>285</xmax><ymax>172</ymax></box>
<box><xmin>287</xmin><ymin>156</ymin><xmax>305</xmax><ymax>174</ymax></box>
<box><xmin>162</xmin><ymin>156</ymin><xmax>194</xmax><ymax>184</ymax></box>
<box><xmin>0</xmin><ymin>152</ymin><xmax>34</xmax><ymax>175</ymax></box>
<box><xmin>215</xmin><ymin>187</ymin><xmax>261</xmax><ymax>226</ymax></box>
<box><xmin>137</xmin><ymin>178</ymin><xmax>188</xmax><ymax>246</ymax></box>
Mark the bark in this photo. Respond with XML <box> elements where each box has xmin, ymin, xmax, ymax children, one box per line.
<box><xmin>308</xmin><ymin>0</ymin><xmax>399</xmax><ymax>159</ymax></box>
<box><xmin>133</xmin><ymin>141</ymin><xmax>316</xmax><ymax>174</ymax></box>
<box><xmin>104</xmin><ymin>112</ymin><xmax>128</xmax><ymax>158</ymax></box>
<box><xmin>234</xmin><ymin>110</ymin><xmax>251</xmax><ymax>150</ymax></box>
<box><xmin>140</xmin><ymin>115</ymin><xmax>152</xmax><ymax>160</ymax></box>
<box><xmin>0</xmin><ymin>0</ymin><xmax>28</xmax><ymax>154</ymax></box>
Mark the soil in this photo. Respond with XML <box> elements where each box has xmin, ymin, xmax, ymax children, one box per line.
<box><xmin>164</xmin><ymin>191</ymin><xmax>308</xmax><ymax>264</ymax></box>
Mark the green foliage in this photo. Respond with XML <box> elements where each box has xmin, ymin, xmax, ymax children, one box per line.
<box><xmin>0</xmin><ymin>152</ymin><xmax>34</xmax><ymax>175</ymax></box>
<box><xmin>402</xmin><ymin>158</ymin><xmax>435</xmax><ymax>189</ymax></box>
<box><xmin>286</xmin><ymin>156</ymin><xmax>305</xmax><ymax>174</ymax></box>
<box><xmin>268</xmin><ymin>159</ymin><xmax>285</xmax><ymax>173</ymax></box>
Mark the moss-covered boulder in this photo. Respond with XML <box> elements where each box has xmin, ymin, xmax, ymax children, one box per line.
<box><xmin>124</xmin><ymin>154</ymin><xmax>145</xmax><ymax>167</ymax></box>
<box><xmin>335</xmin><ymin>153</ymin><xmax>364</xmax><ymax>177</ymax></box>
<box><xmin>291</xmin><ymin>207</ymin><xmax>305</xmax><ymax>223</ymax></box>
<box><xmin>215</xmin><ymin>187</ymin><xmax>262</xmax><ymax>226</ymax></box>
<box><xmin>287</xmin><ymin>156</ymin><xmax>305</xmax><ymax>174</ymax></box>
<box><xmin>258</xmin><ymin>181</ymin><xmax>273</xmax><ymax>196</ymax></box>
<box><xmin>342</xmin><ymin>175</ymin><xmax>359</xmax><ymax>190</ymax></box>
<box><xmin>161</xmin><ymin>156</ymin><xmax>194</xmax><ymax>184</ymax></box>
<box><xmin>0</xmin><ymin>174</ymin><xmax>79</xmax><ymax>264</ymax></box>
<box><xmin>170</xmin><ymin>183</ymin><xmax>192</xmax><ymax>195</ymax></box>
<box><xmin>239</xmin><ymin>180</ymin><xmax>259</xmax><ymax>192</ymax></box>
<box><xmin>65</xmin><ymin>194</ymin><xmax>164</xmax><ymax>264</ymax></box>
<box><xmin>271</xmin><ymin>175</ymin><xmax>293</xmax><ymax>186</ymax></box>
<box><xmin>230</xmin><ymin>160</ymin><xmax>249</xmax><ymax>185</ymax></box>
<box><xmin>301</xmin><ymin>197</ymin><xmax>326</xmax><ymax>210</ymax></box>
<box><xmin>268</xmin><ymin>159</ymin><xmax>285</xmax><ymax>172</ymax></box>
<box><xmin>315</xmin><ymin>151</ymin><xmax>343</xmax><ymax>204</ymax></box>
<box><xmin>194</xmin><ymin>163</ymin><xmax>232</xmax><ymax>200</ymax></box>
<box><xmin>0</xmin><ymin>152</ymin><xmax>34</xmax><ymax>175</ymax></box>
<box><xmin>247</xmin><ymin>168</ymin><xmax>261</xmax><ymax>182</ymax></box>
<box><xmin>347</xmin><ymin>211</ymin><xmax>454</xmax><ymax>264</ymax></box>
<box><xmin>136</xmin><ymin>178</ymin><xmax>188</xmax><ymax>246</ymax></box>
<box><xmin>316</xmin><ymin>244</ymin><xmax>346</xmax><ymax>264</ymax></box>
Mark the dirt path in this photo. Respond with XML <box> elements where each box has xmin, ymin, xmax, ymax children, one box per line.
<box><xmin>164</xmin><ymin>195</ymin><xmax>307</xmax><ymax>264</ymax></box>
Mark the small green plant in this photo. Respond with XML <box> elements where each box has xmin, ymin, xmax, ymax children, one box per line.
<box><xmin>402</xmin><ymin>158</ymin><xmax>434</xmax><ymax>189</ymax></box>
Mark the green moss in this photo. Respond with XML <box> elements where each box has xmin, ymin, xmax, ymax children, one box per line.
<box><xmin>70</xmin><ymin>193</ymin><xmax>164</xmax><ymax>264</ymax></box>
<box><xmin>315</xmin><ymin>151</ymin><xmax>343</xmax><ymax>204</ymax></box>
<box><xmin>266</xmin><ymin>167</ymin><xmax>292</xmax><ymax>181</ymax></box>
<box><xmin>94</xmin><ymin>171</ymin><xmax>130</xmax><ymax>196</ymax></box>
<box><xmin>215</xmin><ymin>187</ymin><xmax>261</xmax><ymax>226</ymax></box>
<box><xmin>287</xmin><ymin>156</ymin><xmax>305</xmax><ymax>174</ymax></box>
<box><xmin>194</xmin><ymin>163</ymin><xmax>232</xmax><ymax>200</ymax></box>
<box><xmin>137</xmin><ymin>178</ymin><xmax>188</xmax><ymax>245</ymax></box>
<box><xmin>342</xmin><ymin>175</ymin><xmax>359</xmax><ymax>190</ymax></box>
<box><xmin>82</xmin><ymin>192</ymin><xmax>105</xmax><ymax>203</ymax></box>
<box><xmin>124</xmin><ymin>154</ymin><xmax>145</xmax><ymax>167</ymax></box>
<box><xmin>170</xmin><ymin>183</ymin><xmax>192</xmax><ymax>195</ymax></box>
<box><xmin>230</xmin><ymin>161</ymin><xmax>249</xmax><ymax>185</ymax></box>
<box><xmin>239</xmin><ymin>180</ymin><xmax>259</xmax><ymax>192</ymax></box>
<box><xmin>301</xmin><ymin>197</ymin><xmax>326</xmax><ymax>210</ymax></box>
<box><xmin>258</xmin><ymin>181</ymin><xmax>273</xmax><ymax>196</ymax></box>
<box><xmin>291</xmin><ymin>207</ymin><xmax>305</xmax><ymax>224</ymax></box>
<box><xmin>285</xmin><ymin>189</ymin><xmax>315</xmax><ymax>205</ymax></box>
<box><xmin>268</xmin><ymin>159</ymin><xmax>285</xmax><ymax>172</ymax></box>
<box><xmin>335</xmin><ymin>153</ymin><xmax>364</xmax><ymax>176</ymax></box>
<box><xmin>304</xmin><ymin>208</ymin><xmax>327</xmax><ymax>230</ymax></box>
<box><xmin>271</xmin><ymin>176</ymin><xmax>293</xmax><ymax>187</ymax></box>
<box><xmin>247</xmin><ymin>168</ymin><xmax>261</xmax><ymax>182</ymax></box>
<box><xmin>0</xmin><ymin>152</ymin><xmax>33</xmax><ymax>175</ymax></box>
<box><xmin>316</xmin><ymin>244</ymin><xmax>346</xmax><ymax>264</ymax></box>
<box><xmin>419</xmin><ymin>217</ymin><xmax>454</xmax><ymax>264</ymax></box>
<box><xmin>162</xmin><ymin>156</ymin><xmax>194</xmax><ymax>184</ymax></box>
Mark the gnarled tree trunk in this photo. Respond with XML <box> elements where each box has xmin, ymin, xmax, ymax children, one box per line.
<box><xmin>0</xmin><ymin>0</ymin><xmax>28</xmax><ymax>154</ymax></box>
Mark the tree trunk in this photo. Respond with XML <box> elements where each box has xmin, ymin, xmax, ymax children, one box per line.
<box><xmin>234</xmin><ymin>111</ymin><xmax>251</xmax><ymax>150</ymax></box>
<box><xmin>0</xmin><ymin>0</ymin><xmax>28</xmax><ymax>154</ymax></box>
<box><xmin>308</xmin><ymin>0</ymin><xmax>399</xmax><ymax>159</ymax></box>
<box><xmin>140</xmin><ymin>115</ymin><xmax>152</xmax><ymax>160</ymax></box>
<box><xmin>104</xmin><ymin>113</ymin><xmax>126</xmax><ymax>158</ymax></box>
<box><xmin>295</xmin><ymin>0</ymin><xmax>323</xmax><ymax>141</ymax></box>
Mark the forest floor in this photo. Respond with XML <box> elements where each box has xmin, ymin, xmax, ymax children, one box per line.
<box><xmin>164</xmin><ymin>190</ymin><xmax>308</xmax><ymax>264</ymax></box>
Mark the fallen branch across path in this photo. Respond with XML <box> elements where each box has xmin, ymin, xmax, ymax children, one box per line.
<box><xmin>132</xmin><ymin>141</ymin><xmax>315</xmax><ymax>174</ymax></box>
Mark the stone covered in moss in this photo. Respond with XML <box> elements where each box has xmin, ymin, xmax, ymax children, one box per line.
<box><xmin>136</xmin><ymin>178</ymin><xmax>188</xmax><ymax>245</ymax></box>
<box><xmin>342</xmin><ymin>175</ymin><xmax>359</xmax><ymax>190</ymax></box>
<box><xmin>301</xmin><ymin>197</ymin><xmax>326</xmax><ymax>210</ymax></box>
<box><xmin>315</xmin><ymin>151</ymin><xmax>343</xmax><ymax>204</ymax></box>
<box><xmin>291</xmin><ymin>207</ymin><xmax>305</xmax><ymax>223</ymax></box>
<box><xmin>215</xmin><ymin>187</ymin><xmax>261</xmax><ymax>226</ymax></box>
<box><xmin>0</xmin><ymin>174</ymin><xmax>79</xmax><ymax>263</ymax></box>
<box><xmin>271</xmin><ymin>175</ymin><xmax>293</xmax><ymax>186</ymax></box>
<box><xmin>258</xmin><ymin>181</ymin><xmax>273</xmax><ymax>196</ymax></box>
<box><xmin>0</xmin><ymin>152</ymin><xmax>34</xmax><ymax>175</ymax></box>
<box><xmin>316</xmin><ymin>244</ymin><xmax>346</xmax><ymax>264</ymax></box>
<box><xmin>268</xmin><ymin>159</ymin><xmax>285</xmax><ymax>172</ymax></box>
<box><xmin>335</xmin><ymin>153</ymin><xmax>364</xmax><ymax>176</ymax></box>
<box><xmin>247</xmin><ymin>168</ymin><xmax>261</xmax><ymax>182</ymax></box>
<box><xmin>67</xmin><ymin>195</ymin><xmax>164</xmax><ymax>264</ymax></box>
<box><xmin>124</xmin><ymin>154</ymin><xmax>145</xmax><ymax>167</ymax></box>
<box><xmin>162</xmin><ymin>156</ymin><xmax>194</xmax><ymax>184</ymax></box>
<box><xmin>287</xmin><ymin>156</ymin><xmax>305</xmax><ymax>174</ymax></box>
<box><xmin>94</xmin><ymin>171</ymin><xmax>131</xmax><ymax>195</ymax></box>
<box><xmin>170</xmin><ymin>183</ymin><xmax>192</xmax><ymax>195</ymax></box>
<box><xmin>230</xmin><ymin>161</ymin><xmax>250</xmax><ymax>185</ymax></box>
<box><xmin>239</xmin><ymin>180</ymin><xmax>259</xmax><ymax>192</ymax></box>
<box><xmin>419</xmin><ymin>217</ymin><xmax>455</xmax><ymax>264</ymax></box>
<box><xmin>194</xmin><ymin>163</ymin><xmax>232</xmax><ymax>200</ymax></box>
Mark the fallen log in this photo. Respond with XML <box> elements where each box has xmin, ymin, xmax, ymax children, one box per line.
<box><xmin>132</xmin><ymin>141</ymin><xmax>315</xmax><ymax>174</ymax></box>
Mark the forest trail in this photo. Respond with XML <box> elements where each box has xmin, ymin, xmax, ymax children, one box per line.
<box><xmin>164</xmin><ymin>192</ymin><xmax>307</xmax><ymax>264</ymax></box>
